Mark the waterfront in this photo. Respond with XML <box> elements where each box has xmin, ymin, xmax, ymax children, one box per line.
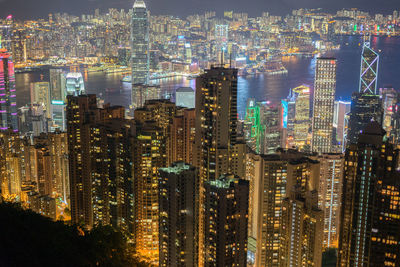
<box><xmin>15</xmin><ymin>35</ymin><xmax>400</xmax><ymax>118</ymax></box>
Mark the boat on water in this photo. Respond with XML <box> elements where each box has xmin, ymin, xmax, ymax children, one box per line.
<box><xmin>121</xmin><ymin>75</ymin><xmax>132</xmax><ymax>83</ymax></box>
<box><xmin>264</xmin><ymin>60</ymin><xmax>288</xmax><ymax>76</ymax></box>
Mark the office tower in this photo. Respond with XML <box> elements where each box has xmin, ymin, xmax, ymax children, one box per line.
<box><xmin>347</xmin><ymin>41</ymin><xmax>382</xmax><ymax>145</ymax></box>
<box><xmin>132</xmin><ymin>119</ymin><xmax>166</xmax><ymax>263</ymax></box>
<box><xmin>30</xmin><ymin>104</ymin><xmax>48</xmax><ymax>136</ymax></box>
<box><xmin>50</xmin><ymin>100</ymin><xmax>66</xmax><ymax>132</ymax></box>
<box><xmin>312</xmin><ymin>57</ymin><xmax>336</xmax><ymax>154</ymax></box>
<box><xmin>65</xmin><ymin>73</ymin><xmax>85</xmax><ymax>96</ymax></box>
<box><xmin>169</xmin><ymin>108</ymin><xmax>196</xmax><ymax>164</ymax></box>
<box><xmin>338</xmin><ymin>122</ymin><xmax>400</xmax><ymax>266</ymax></box>
<box><xmin>131</xmin><ymin>0</ymin><xmax>150</xmax><ymax>108</ymax></box>
<box><xmin>49</xmin><ymin>69</ymin><xmax>66</xmax><ymax>101</ymax></box>
<box><xmin>175</xmin><ymin>87</ymin><xmax>195</xmax><ymax>108</ymax></box>
<box><xmin>203</xmin><ymin>174</ymin><xmax>249</xmax><ymax>266</ymax></box>
<box><xmin>0</xmin><ymin>15</ymin><xmax>13</xmax><ymax>53</ymax></box>
<box><xmin>0</xmin><ymin>48</ymin><xmax>17</xmax><ymax>131</ymax></box>
<box><xmin>284</xmin><ymin>92</ymin><xmax>297</xmax><ymax>149</ymax></box>
<box><xmin>292</xmin><ymin>85</ymin><xmax>311</xmax><ymax>151</ymax></box>
<box><xmin>380</xmin><ymin>87</ymin><xmax>397</xmax><ymax>133</ymax></box>
<box><xmin>359</xmin><ymin>39</ymin><xmax>379</xmax><ymax>95</ymax></box>
<box><xmin>30</xmin><ymin>82</ymin><xmax>51</xmax><ymax>118</ymax></box>
<box><xmin>158</xmin><ymin>162</ymin><xmax>198</xmax><ymax>267</ymax></box>
<box><xmin>67</xmin><ymin>94</ymin><xmax>126</xmax><ymax>228</ymax></box>
<box><xmin>262</xmin><ymin>101</ymin><xmax>286</xmax><ymax>154</ymax></box>
<box><xmin>318</xmin><ymin>153</ymin><xmax>344</xmax><ymax>249</ymax></box>
<box><xmin>333</xmin><ymin>100</ymin><xmax>351</xmax><ymax>149</ymax></box>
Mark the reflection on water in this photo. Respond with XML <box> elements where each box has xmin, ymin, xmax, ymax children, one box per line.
<box><xmin>15</xmin><ymin>36</ymin><xmax>400</xmax><ymax>119</ymax></box>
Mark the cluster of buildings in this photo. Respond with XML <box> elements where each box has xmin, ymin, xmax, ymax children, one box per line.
<box><xmin>1</xmin><ymin>1</ymin><xmax>400</xmax><ymax>266</ymax></box>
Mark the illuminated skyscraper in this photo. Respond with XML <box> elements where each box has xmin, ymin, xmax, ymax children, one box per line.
<box><xmin>131</xmin><ymin>0</ymin><xmax>150</xmax><ymax>108</ymax></box>
<box><xmin>333</xmin><ymin>100</ymin><xmax>351</xmax><ymax>150</ymax></box>
<box><xmin>359</xmin><ymin>39</ymin><xmax>379</xmax><ymax>95</ymax></box>
<box><xmin>380</xmin><ymin>87</ymin><xmax>397</xmax><ymax>133</ymax></box>
<box><xmin>65</xmin><ymin>73</ymin><xmax>85</xmax><ymax>96</ymax></box>
<box><xmin>244</xmin><ymin>98</ymin><xmax>262</xmax><ymax>153</ymax></box>
<box><xmin>318</xmin><ymin>153</ymin><xmax>344</xmax><ymax>249</ymax></box>
<box><xmin>0</xmin><ymin>48</ymin><xmax>17</xmax><ymax>131</ymax></box>
<box><xmin>312</xmin><ymin>57</ymin><xmax>336</xmax><ymax>154</ymax></box>
<box><xmin>338</xmin><ymin>122</ymin><xmax>400</xmax><ymax>266</ymax></box>
<box><xmin>203</xmin><ymin>174</ymin><xmax>249</xmax><ymax>266</ymax></box>
<box><xmin>195</xmin><ymin>67</ymin><xmax>243</xmax><ymax>266</ymax></box>
<box><xmin>292</xmin><ymin>85</ymin><xmax>311</xmax><ymax>151</ymax></box>
<box><xmin>347</xmin><ymin>41</ymin><xmax>382</xmax><ymax>144</ymax></box>
<box><xmin>158</xmin><ymin>162</ymin><xmax>199</xmax><ymax>267</ymax></box>
<box><xmin>262</xmin><ymin>101</ymin><xmax>287</xmax><ymax>154</ymax></box>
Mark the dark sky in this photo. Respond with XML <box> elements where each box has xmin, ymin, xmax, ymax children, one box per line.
<box><xmin>1</xmin><ymin>0</ymin><xmax>399</xmax><ymax>20</ymax></box>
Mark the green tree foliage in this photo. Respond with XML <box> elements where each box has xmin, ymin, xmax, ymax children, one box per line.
<box><xmin>0</xmin><ymin>202</ymin><xmax>145</xmax><ymax>267</ymax></box>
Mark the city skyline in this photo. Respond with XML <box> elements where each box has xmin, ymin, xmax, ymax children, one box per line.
<box><xmin>1</xmin><ymin>0</ymin><xmax>400</xmax><ymax>20</ymax></box>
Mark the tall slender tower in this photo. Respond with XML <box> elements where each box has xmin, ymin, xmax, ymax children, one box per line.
<box><xmin>359</xmin><ymin>38</ymin><xmax>379</xmax><ymax>95</ymax></box>
<box><xmin>0</xmin><ymin>48</ymin><xmax>17</xmax><ymax>131</ymax></box>
<box><xmin>292</xmin><ymin>85</ymin><xmax>311</xmax><ymax>151</ymax></box>
<box><xmin>131</xmin><ymin>0</ymin><xmax>150</xmax><ymax>109</ymax></box>
<box><xmin>312</xmin><ymin>57</ymin><xmax>336</xmax><ymax>154</ymax></box>
<box><xmin>347</xmin><ymin>39</ymin><xmax>382</xmax><ymax>144</ymax></box>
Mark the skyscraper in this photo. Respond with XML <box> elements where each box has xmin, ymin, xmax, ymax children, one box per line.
<box><xmin>49</xmin><ymin>69</ymin><xmax>66</xmax><ymax>101</ymax></box>
<box><xmin>175</xmin><ymin>87</ymin><xmax>195</xmax><ymax>109</ymax></box>
<box><xmin>338</xmin><ymin>122</ymin><xmax>400</xmax><ymax>266</ymax></box>
<box><xmin>195</xmin><ymin>66</ymin><xmax>242</xmax><ymax>266</ymax></box>
<box><xmin>203</xmin><ymin>174</ymin><xmax>249</xmax><ymax>266</ymax></box>
<box><xmin>158</xmin><ymin>162</ymin><xmax>198</xmax><ymax>267</ymax></box>
<box><xmin>359</xmin><ymin>39</ymin><xmax>379</xmax><ymax>95</ymax></box>
<box><xmin>333</xmin><ymin>100</ymin><xmax>351</xmax><ymax>150</ymax></box>
<box><xmin>0</xmin><ymin>48</ymin><xmax>17</xmax><ymax>131</ymax></box>
<box><xmin>318</xmin><ymin>153</ymin><xmax>344</xmax><ymax>249</ymax></box>
<box><xmin>66</xmin><ymin>95</ymin><xmax>126</xmax><ymax>227</ymax></box>
<box><xmin>30</xmin><ymin>82</ymin><xmax>51</xmax><ymax>118</ymax></box>
<box><xmin>195</xmin><ymin>66</ymin><xmax>238</xmax><ymax>182</ymax></box>
<box><xmin>131</xmin><ymin>0</ymin><xmax>150</xmax><ymax>108</ymax></box>
<box><xmin>246</xmin><ymin>149</ymin><xmax>322</xmax><ymax>266</ymax></box>
<box><xmin>312</xmin><ymin>57</ymin><xmax>336</xmax><ymax>154</ymax></box>
<box><xmin>132</xmin><ymin>119</ymin><xmax>166</xmax><ymax>263</ymax></box>
<box><xmin>292</xmin><ymin>85</ymin><xmax>311</xmax><ymax>151</ymax></box>
<box><xmin>347</xmin><ymin>40</ymin><xmax>382</xmax><ymax>144</ymax></box>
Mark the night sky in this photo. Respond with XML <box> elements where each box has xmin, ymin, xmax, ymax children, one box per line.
<box><xmin>1</xmin><ymin>0</ymin><xmax>399</xmax><ymax>20</ymax></box>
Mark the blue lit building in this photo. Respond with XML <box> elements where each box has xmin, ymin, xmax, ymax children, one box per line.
<box><xmin>0</xmin><ymin>48</ymin><xmax>17</xmax><ymax>131</ymax></box>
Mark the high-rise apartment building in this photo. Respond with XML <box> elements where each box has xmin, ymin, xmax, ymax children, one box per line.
<box><xmin>158</xmin><ymin>162</ymin><xmax>198</xmax><ymax>267</ymax></box>
<box><xmin>66</xmin><ymin>95</ymin><xmax>126</xmax><ymax>228</ymax></box>
<box><xmin>318</xmin><ymin>153</ymin><xmax>344</xmax><ymax>249</ymax></box>
<box><xmin>203</xmin><ymin>174</ymin><xmax>249</xmax><ymax>266</ymax></box>
<box><xmin>312</xmin><ymin>57</ymin><xmax>336</xmax><ymax>154</ymax></box>
<box><xmin>338</xmin><ymin>122</ymin><xmax>400</xmax><ymax>266</ymax></box>
<box><xmin>246</xmin><ymin>149</ymin><xmax>322</xmax><ymax>266</ymax></box>
<box><xmin>0</xmin><ymin>48</ymin><xmax>17</xmax><ymax>131</ymax></box>
<box><xmin>169</xmin><ymin>108</ymin><xmax>196</xmax><ymax>164</ymax></box>
<box><xmin>132</xmin><ymin>119</ymin><xmax>166</xmax><ymax>263</ymax></box>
